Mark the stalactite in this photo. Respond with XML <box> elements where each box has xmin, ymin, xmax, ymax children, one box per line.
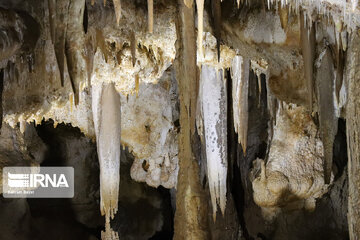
<box><xmin>53</xmin><ymin>0</ymin><xmax>69</xmax><ymax>87</ymax></box>
<box><xmin>316</xmin><ymin>46</ymin><xmax>337</xmax><ymax>184</ymax></box>
<box><xmin>91</xmin><ymin>0</ymin><xmax>95</xmax><ymax>6</ymax></box>
<box><xmin>92</xmin><ymin>83</ymin><xmax>121</xmax><ymax>240</ymax></box>
<box><xmin>131</xmin><ymin>31</ymin><xmax>136</xmax><ymax>67</ymax></box>
<box><xmin>148</xmin><ymin>0</ymin><xmax>153</xmax><ymax>33</ymax></box>
<box><xmin>173</xmin><ymin>0</ymin><xmax>208</xmax><ymax>239</ymax></box>
<box><xmin>346</xmin><ymin>30</ymin><xmax>360</xmax><ymax>240</ymax></box>
<box><xmin>96</xmin><ymin>29</ymin><xmax>111</xmax><ymax>63</ymax></box>
<box><xmin>231</xmin><ymin>55</ymin><xmax>249</xmax><ymax>154</ymax></box>
<box><xmin>85</xmin><ymin>37</ymin><xmax>94</xmax><ymax>87</ymax></box>
<box><xmin>200</xmin><ymin>65</ymin><xmax>227</xmax><ymax>220</ymax></box>
<box><xmin>65</xmin><ymin>0</ymin><xmax>87</xmax><ymax>105</ymax></box>
<box><xmin>212</xmin><ymin>0</ymin><xmax>221</xmax><ymax>62</ymax></box>
<box><xmin>300</xmin><ymin>11</ymin><xmax>315</xmax><ymax>113</ymax></box>
<box><xmin>196</xmin><ymin>0</ymin><xmax>204</xmax><ymax>58</ymax></box>
<box><xmin>334</xmin><ymin>45</ymin><xmax>345</xmax><ymax>106</ymax></box>
<box><xmin>47</xmin><ymin>0</ymin><xmax>56</xmax><ymax>44</ymax></box>
<box><xmin>113</xmin><ymin>0</ymin><xmax>121</xmax><ymax>26</ymax></box>
<box><xmin>278</xmin><ymin>5</ymin><xmax>288</xmax><ymax>30</ymax></box>
<box><xmin>104</xmin><ymin>0</ymin><xmax>106</xmax><ymax>7</ymax></box>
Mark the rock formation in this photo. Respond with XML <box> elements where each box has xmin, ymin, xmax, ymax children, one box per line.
<box><xmin>0</xmin><ymin>0</ymin><xmax>358</xmax><ymax>239</ymax></box>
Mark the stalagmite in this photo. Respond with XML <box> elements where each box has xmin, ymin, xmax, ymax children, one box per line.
<box><xmin>316</xmin><ymin>47</ymin><xmax>337</xmax><ymax>184</ymax></box>
<box><xmin>173</xmin><ymin>0</ymin><xmax>208</xmax><ymax>239</ymax></box>
<box><xmin>196</xmin><ymin>0</ymin><xmax>204</xmax><ymax>58</ymax></box>
<box><xmin>212</xmin><ymin>0</ymin><xmax>221</xmax><ymax>61</ymax></box>
<box><xmin>200</xmin><ymin>65</ymin><xmax>227</xmax><ymax>220</ymax></box>
<box><xmin>231</xmin><ymin>55</ymin><xmax>249</xmax><ymax>154</ymax></box>
<box><xmin>92</xmin><ymin>83</ymin><xmax>121</xmax><ymax>240</ymax></box>
<box><xmin>346</xmin><ymin>30</ymin><xmax>360</xmax><ymax>240</ymax></box>
<box><xmin>300</xmin><ymin>11</ymin><xmax>315</xmax><ymax>113</ymax></box>
<box><xmin>113</xmin><ymin>0</ymin><xmax>121</xmax><ymax>26</ymax></box>
<box><xmin>148</xmin><ymin>0</ymin><xmax>153</xmax><ymax>33</ymax></box>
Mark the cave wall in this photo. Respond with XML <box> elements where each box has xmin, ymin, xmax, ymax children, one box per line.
<box><xmin>0</xmin><ymin>0</ymin><xmax>358</xmax><ymax>239</ymax></box>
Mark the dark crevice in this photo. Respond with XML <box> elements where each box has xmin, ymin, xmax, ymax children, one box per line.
<box><xmin>333</xmin><ymin>118</ymin><xmax>347</xmax><ymax>180</ymax></box>
<box><xmin>29</xmin><ymin>119</ymin><xmax>100</xmax><ymax>240</ymax></box>
<box><xmin>226</xmin><ymin>69</ymin><xmax>252</xmax><ymax>240</ymax></box>
<box><xmin>83</xmin><ymin>1</ymin><xmax>88</xmax><ymax>34</ymax></box>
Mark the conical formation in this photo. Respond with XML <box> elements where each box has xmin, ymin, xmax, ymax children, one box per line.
<box><xmin>231</xmin><ymin>55</ymin><xmax>249</xmax><ymax>154</ymax></box>
<box><xmin>92</xmin><ymin>83</ymin><xmax>121</xmax><ymax>240</ymax></box>
<box><xmin>200</xmin><ymin>65</ymin><xmax>228</xmax><ymax>220</ymax></box>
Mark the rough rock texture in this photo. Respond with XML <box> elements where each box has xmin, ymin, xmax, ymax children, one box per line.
<box><xmin>0</xmin><ymin>0</ymin><xmax>359</xmax><ymax>239</ymax></box>
<box><xmin>252</xmin><ymin>104</ymin><xmax>329</xmax><ymax>220</ymax></box>
<box><xmin>346</xmin><ymin>29</ymin><xmax>360</xmax><ymax>240</ymax></box>
<box><xmin>0</xmin><ymin>123</ymin><xmax>46</xmax><ymax>193</ymax></box>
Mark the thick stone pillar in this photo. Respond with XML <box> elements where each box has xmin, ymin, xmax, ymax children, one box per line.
<box><xmin>173</xmin><ymin>1</ymin><xmax>209</xmax><ymax>239</ymax></box>
<box><xmin>346</xmin><ymin>29</ymin><xmax>360</xmax><ymax>240</ymax></box>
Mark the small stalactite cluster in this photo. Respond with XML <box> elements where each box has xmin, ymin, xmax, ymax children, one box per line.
<box><xmin>48</xmin><ymin>0</ymin><xmax>87</xmax><ymax>105</ymax></box>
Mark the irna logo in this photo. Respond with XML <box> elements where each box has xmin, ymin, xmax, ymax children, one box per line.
<box><xmin>3</xmin><ymin>167</ymin><xmax>74</xmax><ymax>198</ymax></box>
<box><xmin>7</xmin><ymin>172</ymin><xmax>69</xmax><ymax>188</ymax></box>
